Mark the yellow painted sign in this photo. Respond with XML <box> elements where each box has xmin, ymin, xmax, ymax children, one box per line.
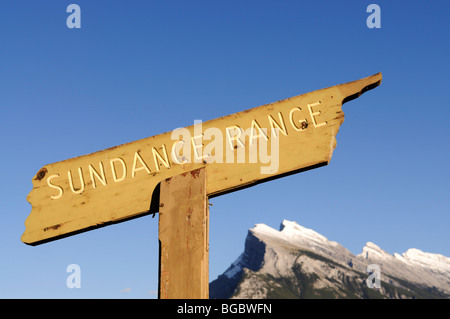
<box><xmin>23</xmin><ymin>73</ymin><xmax>382</xmax><ymax>245</ymax></box>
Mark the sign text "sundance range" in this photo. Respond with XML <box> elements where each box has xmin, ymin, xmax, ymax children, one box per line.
<box><xmin>44</xmin><ymin>101</ymin><xmax>326</xmax><ymax>200</ymax></box>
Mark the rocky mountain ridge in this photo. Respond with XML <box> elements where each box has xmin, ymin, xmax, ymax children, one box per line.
<box><xmin>210</xmin><ymin>220</ymin><xmax>450</xmax><ymax>299</ymax></box>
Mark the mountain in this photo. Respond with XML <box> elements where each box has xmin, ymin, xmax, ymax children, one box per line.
<box><xmin>209</xmin><ymin>220</ymin><xmax>450</xmax><ymax>299</ymax></box>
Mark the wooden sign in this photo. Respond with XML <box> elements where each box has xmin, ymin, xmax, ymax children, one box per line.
<box><xmin>23</xmin><ymin>73</ymin><xmax>382</xmax><ymax>245</ymax></box>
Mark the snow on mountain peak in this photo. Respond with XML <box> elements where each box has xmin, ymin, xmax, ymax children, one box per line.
<box><xmin>360</xmin><ymin>242</ymin><xmax>391</xmax><ymax>259</ymax></box>
<box><xmin>400</xmin><ymin>248</ymin><xmax>450</xmax><ymax>274</ymax></box>
<box><xmin>359</xmin><ymin>242</ymin><xmax>450</xmax><ymax>274</ymax></box>
<box><xmin>251</xmin><ymin>223</ymin><xmax>281</xmax><ymax>237</ymax></box>
<box><xmin>250</xmin><ymin>220</ymin><xmax>334</xmax><ymax>250</ymax></box>
<box><xmin>279</xmin><ymin>220</ymin><xmax>329</xmax><ymax>243</ymax></box>
<box><xmin>249</xmin><ymin>220</ymin><xmax>353</xmax><ymax>269</ymax></box>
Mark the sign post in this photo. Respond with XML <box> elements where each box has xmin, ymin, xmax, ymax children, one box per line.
<box><xmin>159</xmin><ymin>168</ymin><xmax>209</xmax><ymax>299</ymax></box>
<box><xmin>22</xmin><ymin>73</ymin><xmax>382</xmax><ymax>298</ymax></box>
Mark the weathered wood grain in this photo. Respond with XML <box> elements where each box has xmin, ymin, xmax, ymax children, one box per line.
<box><xmin>159</xmin><ymin>168</ymin><xmax>209</xmax><ymax>299</ymax></box>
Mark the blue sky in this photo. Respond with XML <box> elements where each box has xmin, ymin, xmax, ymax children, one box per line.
<box><xmin>1</xmin><ymin>0</ymin><xmax>449</xmax><ymax>298</ymax></box>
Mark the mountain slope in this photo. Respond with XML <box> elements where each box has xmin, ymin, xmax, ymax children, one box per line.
<box><xmin>209</xmin><ymin>220</ymin><xmax>450</xmax><ymax>299</ymax></box>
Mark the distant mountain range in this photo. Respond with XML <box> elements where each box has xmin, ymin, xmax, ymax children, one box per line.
<box><xmin>209</xmin><ymin>220</ymin><xmax>450</xmax><ymax>299</ymax></box>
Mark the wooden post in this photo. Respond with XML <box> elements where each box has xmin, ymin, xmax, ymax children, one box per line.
<box><xmin>158</xmin><ymin>168</ymin><xmax>209</xmax><ymax>299</ymax></box>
